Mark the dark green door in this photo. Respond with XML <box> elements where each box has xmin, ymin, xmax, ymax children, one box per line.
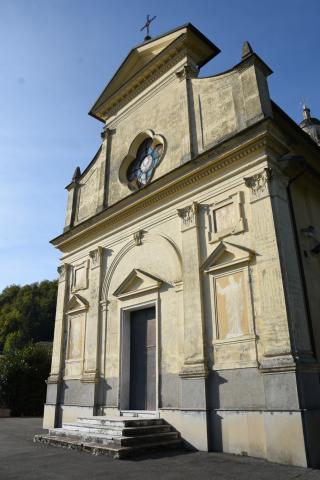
<box><xmin>129</xmin><ymin>307</ymin><xmax>156</xmax><ymax>410</ymax></box>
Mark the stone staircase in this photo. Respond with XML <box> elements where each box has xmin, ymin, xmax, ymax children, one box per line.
<box><xmin>34</xmin><ymin>416</ymin><xmax>182</xmax><ymax>459</ymax></box>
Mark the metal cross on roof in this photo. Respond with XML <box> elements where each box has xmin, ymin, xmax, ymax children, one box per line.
<box><xmin>140</xmin><ymin>14</ymin><xmax>156</xmax><ymax>41</ymax></box>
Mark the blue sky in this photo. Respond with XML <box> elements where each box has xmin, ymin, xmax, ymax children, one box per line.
<box><xmin>0</xmin><ymin>0</ymin><xmax>319</xmax><ymax>291</ymax></box>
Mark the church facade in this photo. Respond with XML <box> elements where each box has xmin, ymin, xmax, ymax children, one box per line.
<box><xmin>43</xmin><ymin>24</ymin><xmax>320</xmax><ymax>467</ymax></box>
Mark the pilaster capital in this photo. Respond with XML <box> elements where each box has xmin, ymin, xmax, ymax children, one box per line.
<box><xmin>177</xmin><ymin>202</ymin><xmax>199</xmax><ymax>231</ymax></box>
<box><xmin>176</xmin><ymin>64</ymin><xmax>199</xmax><ymax>80</ymax></box>
<box><xmin>133</xmin><ymin>229</ymin><xmax>144</xmax><ymax>246</ymax></box>
<box><xmin>57</xmin><ymin>263</ymin><xmax>69</xmax><ymax>283</ymax></box>
<box><xmin>100</xmin><ymin>300</ymin><xmax>110</xmax><ymax>312</ymax></box>
<box><xmin>101</xmin><ymin>126</ymin><xmax>116</xmax><ymax>141</ymax></box>
<box><xmin>244</xmin><ymin>167</ymin><xmax>272</xmax><ymax>202</ymax></box>
<box><xmin>89</xmin><ymin>246</ymin><xmax>104</xmax><ymax>269</ymax></box>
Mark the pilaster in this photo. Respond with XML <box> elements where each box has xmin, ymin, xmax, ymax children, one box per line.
<box><xmin>244</xmin><ymin>166</ymin><xmax>313</xmax><ymax>369</ymax></box>
<box><xmin>176</xmin><ymin>62</ymin><xmax>199</xmax><ymax>161</ymax></box>
<box><xmin>43</xmin><ymin>263</ymin><xmax>69</xmax><ymax>428</ymax></box>
<box><xmin>49</xmin><ymin>263</ymin><xmax>69</xmax><ymax>381</ymax></box>
<box><xmin>64</xmin><ymin>183</ymin><xmax>79</xmax><ymax>232</ymax></box>
<box><xmin>177</xmin><ymin>202</ymin><xmax>207</xmax><ymax>378</ymax></box>
<box><xmin>82</xmin><ymin>246</ymin><xmax>104</xmax><ymax>384</ymax></box>
<box><xmin>96</xmin><ymin>127</ymin><xmax>115</xmax><ymax>212</ymax></box>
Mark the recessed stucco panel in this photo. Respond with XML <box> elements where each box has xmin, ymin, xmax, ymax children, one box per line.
<box><xmin>215</xmin><ymin>271</ymin><xmax>249</xmax><ymax>340</ymax></box>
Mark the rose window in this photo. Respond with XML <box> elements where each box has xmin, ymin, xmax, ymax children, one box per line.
<box><xmin>127</xmin><ymin>138</ymin><xmax>164</xmax><ymax>188</ymax></box>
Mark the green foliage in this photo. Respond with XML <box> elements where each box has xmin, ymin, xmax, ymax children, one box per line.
<box><xmin>3</xmin><ymin>331</ymin><xmax>26</xmax><ymax>354</ymax></box>
<box><xmin>0</xmin><ymin>280</ymin><xmax>58</xmax><ymax>352</ymax></box>
<box><xmin>0</xmin><ymin>343</ymin><xmax>52</xmax><ymax>415</ymax></box>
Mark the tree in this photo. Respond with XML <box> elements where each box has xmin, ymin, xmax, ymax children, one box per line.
<box><xmin>0</xmin><ymin>280</ymin><xmax>58</xmax><ymax>352</ymax></box>
<box><xmin>3</xmin><ymin>331</ymin><xmax>26</xmax><ymax>354</ymax></box>
<box><xmin>0</xmin><ymin>344</ymin><xmax>52</xmax><ymax>415</ymax></box>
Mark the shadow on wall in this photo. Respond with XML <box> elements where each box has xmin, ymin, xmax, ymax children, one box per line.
<box><xmin>207</xmin><ymin>371</ymin><xmax>228</xmax><ymax>451</ymax></box>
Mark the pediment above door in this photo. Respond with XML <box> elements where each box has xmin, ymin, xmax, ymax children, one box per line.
<box><xmin>113</xmin><ymin>269</ymin><xmax>163</xmax><ymax>299</ymax></box>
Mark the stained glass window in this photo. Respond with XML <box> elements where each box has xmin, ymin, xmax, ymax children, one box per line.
<box><xmin>127</xmin><ymin>138</ymin><xmax>164</xmax><ymax>188</ymax></box>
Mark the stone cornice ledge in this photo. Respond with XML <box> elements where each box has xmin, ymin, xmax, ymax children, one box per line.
<box><xmin>51</xmin><ymin>118</ymin><xmax>287</xmax><ymax>250</ymax></box>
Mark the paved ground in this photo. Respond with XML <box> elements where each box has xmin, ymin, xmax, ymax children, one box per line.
<box><xmin>1</xmin><ymin>418</ymin><xmax>320</xmax><ymax>480</ymax></box>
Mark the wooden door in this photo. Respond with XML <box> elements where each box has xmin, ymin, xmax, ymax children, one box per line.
<box><xmin>129</xmin><ymin>307</ymin><xmax>156</xmax><ymax>410</ymax></box>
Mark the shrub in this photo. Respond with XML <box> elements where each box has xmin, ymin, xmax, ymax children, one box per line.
<box><xmin>0</xmin><ymin>344</ymin><xmax>51</xmax><ymax>416</ymax></box>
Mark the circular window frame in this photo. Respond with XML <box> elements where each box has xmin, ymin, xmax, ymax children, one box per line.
<box><xmin>119</xmin><ymin>130</ymin><xmax>166</xmax><ymax>191</ymax></box>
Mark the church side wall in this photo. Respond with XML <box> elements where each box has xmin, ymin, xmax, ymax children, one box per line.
<box><xmin>289</xmin><ymin>177</ymin><xmax>320</xmax><ymax>360</ymax></box>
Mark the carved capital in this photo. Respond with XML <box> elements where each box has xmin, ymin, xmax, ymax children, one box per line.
<box><xmin>100</xmin><ymin>300</ymin><xmax>110</xmax><ymax>312</ymax></box>
<box><xmin>176</xmin><ymin>64</ymin><xmax>199</xmax><ymax>80</ymax></box>
<box><xmin>89</xmin><ymin>246</ymin><xmax>104</xmax><ymax>269</ymax></box>
<box><xmin>133</xmin><ymin>230</ymin><xmax>144</xmax><ymax>246</ymax></box>
<box><xmin>100</xmin><ymin>127</ymin><xmax>116</xmax><ymax>141</ymax></box>
<box><xmin>244</xmin><ymin>168</ymin><xmax>272</xmax><ymax>201</ymax></box>
<box><xmin>177</xmin><ymin>202</ymin><xmax>199</xmax><ymax>230</ymax></box>
<box><xmin>57</xmin><ymin>263</ymin><xmax>68</xmax><ymax>282</ymax></box>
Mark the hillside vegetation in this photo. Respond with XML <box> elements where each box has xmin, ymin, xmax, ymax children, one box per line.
<box><xmin>0</xmin><ymin>279</ymin><xmax>57</xmax><ymax>415</ymax></box>
<box><xmin>0</xmin><ymin>280</ymin><xmax>58</xmax><ymax>353</ymax></box>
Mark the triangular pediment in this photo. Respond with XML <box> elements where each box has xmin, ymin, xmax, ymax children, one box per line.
<box><xmin>89</xmin><ymin>23</ymin><xmax>220</xmax><ymax>121</ymax></box>
<box><xmin>65</xmin><ymin>294</ymin><xmax>89</xmax><ymax>313</ymax></box>
<box><xmin>202</xmin><ymin>241</ymin><xmax>255</xmax><ymax>273</ymax></box>
<box><xmin>113</xmin><ymin>269</ymin><xmax>163</xmax><ymax>299</ymax></box>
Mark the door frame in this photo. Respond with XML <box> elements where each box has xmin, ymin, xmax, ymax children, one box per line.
<box><xmin>118</xmin><ymin>297</ymin><xmax>159</xmax><ymax>412</ymax></box>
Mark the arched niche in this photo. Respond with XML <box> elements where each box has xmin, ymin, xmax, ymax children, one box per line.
<box><xmin>102</xmin><ymin>233</ymin><xmax>182</xmax><ymax>302</ymax></box>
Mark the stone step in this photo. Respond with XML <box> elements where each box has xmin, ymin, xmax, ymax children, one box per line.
<box><xmin>60</xmin><ymin>422</ymin><xmax>171</xmax><ymax>437</ymax></box>
<box><xmin>47</xmin><ymin>429</ymin><xmax>179</xmax><ymax>446</ymax></box>
<box><xmin>114</xmin><ymin>432</ymin><xmax>179</xmax><ymax>447</ymax></box>
<box><xmin>35</xmin><ymin>415</ymin><xmax>183</xmax><ymax>459</ymax></box>
<box><xmin>76</xmin><ymin>416</ymin><xmax>164</xmax><ymax>428</ymax></box>
<box><xmin>120</xmin><ymin>410</ymin><xmax>158</xmax><ymax>418</ymax></box>
<box><xmin>34</xmin><ymin>433</ymin><xmax>182</xmax><ymax>459</ymax></box>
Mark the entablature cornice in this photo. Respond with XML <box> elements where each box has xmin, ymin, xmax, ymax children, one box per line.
<box><xmin>51</xmin><ymin>119</ymin><xmax>287</xmax><ymax>251</ymax></box>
